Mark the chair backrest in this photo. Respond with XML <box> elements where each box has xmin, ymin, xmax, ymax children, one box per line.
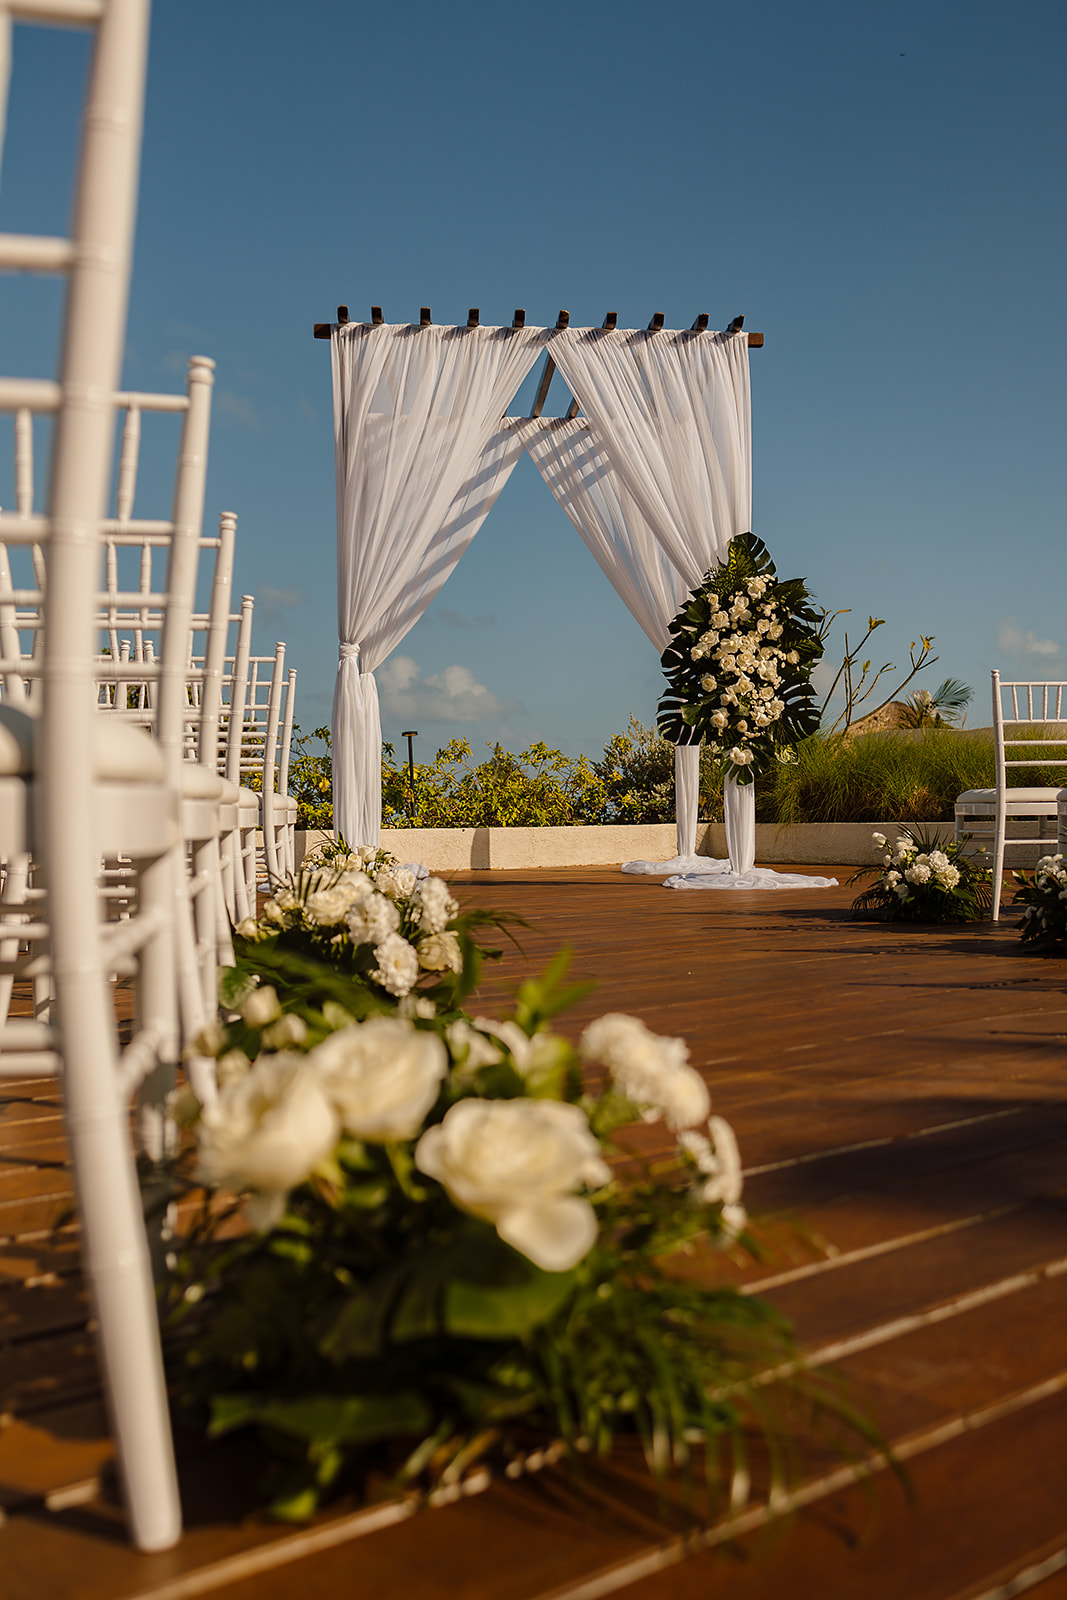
<box><xmin>993</xmin><ymin>670</ymin><xmax>1067</xmax><ymax>785</ymax></box>
<box><xmin>2</xmin><ymin>361</ymin><xmax>229</xmax><ymax>773</ymax></box>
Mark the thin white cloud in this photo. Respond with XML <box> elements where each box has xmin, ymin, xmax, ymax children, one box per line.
<box><xmin>215</xmin><ymin>389</ymin><xmax>265</xmax><ymax>431</ymax></box>
<box><xmin>996</xmin><ymin>617</ymin><xmax>1060</xmax><ymax>660</ymax></box>
<box><xmin>378</xmin><ymin>656</ymin><xmax>522</xmax><ymax>722</ymax></box>
<box><xmin>434</xmin><ymin>608</ymin><xmax>497</xmax><ymax>630</ymax></box>
<box><xmin>257</xmin><ymin>585</ymin><xmax>303</xmax><ymax>623</ymax></box>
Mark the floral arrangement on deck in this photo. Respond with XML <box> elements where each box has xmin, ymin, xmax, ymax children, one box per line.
<box><xmin>1012</xmin><ymin>854</ymin><xmax>1067</xmax><ymax>952</ymax></box>
<box><xmin>657</xmin><ymin>533</ymin><xmax>824</xmax><ymax>785</ymax></box>
<box><xmin>163</xmin><ymin>856</ymin><xmax>877</xmax><ymax>1521</ymax></box>
<box><xmin>849</xmin><ymin>827</ymin><xmax>992</xmax><ymax>923</ymax></box>
<box><xmin>231</xmin><ymin>846</ymin><xmax>501</xmax><ymax>1013</ymax></box>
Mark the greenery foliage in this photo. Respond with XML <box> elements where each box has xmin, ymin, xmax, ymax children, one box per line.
<box><xmin>291</xmin><ymin>720</ymin><xmax>1062</xmax><ymax>835</ymax></box>
<box><xmin>657</xmin><ymin>534</ymin><xmax>824</xmax><ymax>784</ymax></box>
<box><xmin>1012</xmin><ymin>854</ymin><xmax>1067</xmax><ymax>953</ymax></box>
<box><xmin>849</xmin><ymin>825</ymin><xmax>992</xmax><ymax>923</ymax></box>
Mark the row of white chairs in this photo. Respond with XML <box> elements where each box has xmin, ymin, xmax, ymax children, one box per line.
<box><xmin>0</xmin><ymin>0</ymin><xmax>298</xmax><ymax>1552</ymax></box>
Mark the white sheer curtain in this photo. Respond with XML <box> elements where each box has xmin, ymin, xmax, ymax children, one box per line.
<box><xmin>330</xmin><ymin>323</ymin><xmax>544</xmax><ymax>845</ymax></box>
<box><xmin>512</xmin><ymin>416</ymin><xmax>708</xmax><ymax>862</ymax></box>
<box><xmin>546</xmin><ymin>328</ymin><xmax>753</xmax><ymax>871</ymax></box>
<box><xmin>549</xmin><ymin>327</ymin><xmax>751</xmax><ymax>589</ymax></box>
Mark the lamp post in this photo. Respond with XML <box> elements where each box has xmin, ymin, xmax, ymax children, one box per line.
<box><xmin>401</xmin><ymin>730</ymin><xmax>417</xmax><ymax>787</ymax></box>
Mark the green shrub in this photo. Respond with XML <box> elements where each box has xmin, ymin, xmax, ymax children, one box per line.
<box><xmin>383</xmin><ymin>739</ymin><xmax>610</xmax><ymax>828</ymax></box>
<box><xmin>292</xmin><ymin>718</ymin><xmax>1060</xmax><ymax>832</ymax></box>
<box><xmin>593</xmin><ymin>716</ymin><xmax>727</xmax><ymax>823</ymax></box>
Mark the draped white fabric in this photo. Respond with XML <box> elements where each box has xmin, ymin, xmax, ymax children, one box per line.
<box><xmin>724</xmin><ymin>775</ymin><xmax>756</xmax><ymax>875</ymax></box>
<box><xmin>330</xmin><ymin>324</ymin><xmax>544</xmax><ymax>845</ymax></box>
<box><xmin>548</xmin><ymin>328</ymin><xmax>752</xmax><ymax>590</ymax></box>
<box><xmin>532</xmin><ymin>331</ymin><xmax>750</xmax><ymax>873</ymax></box>
<box><xmin>512</xmin><ymin>416</ymin><xmax>707</xmax><ymax>864</ymax></box>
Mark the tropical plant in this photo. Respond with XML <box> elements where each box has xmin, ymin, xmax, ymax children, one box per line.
<box><xmin>1012</xmin><ymin>854</ymin><xmax>1067</xmax><ymax>952</ymax></box>
<box><xmin>898</xmin><ymin>679</ymin><xmax>974</xmax><ymax>729</ymax></box>
<box><xmin>657</xmin><ymin>533</ymin><xmax>824</xmax><ymax>785</ymax></box>
<box><xmin>849</xmin><ymin>825</ymin><xmax>992</xmax><ymax>922</ymax></box>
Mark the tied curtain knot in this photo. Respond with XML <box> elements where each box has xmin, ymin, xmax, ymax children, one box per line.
<box><xmin>339</xmin><ymin>642</ymin><xmax>360</xmax><ymax>666</ymax></box>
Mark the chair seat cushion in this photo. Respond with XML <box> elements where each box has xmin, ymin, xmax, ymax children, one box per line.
<box><xmin>956</xmin><ymin>787</ymin><xmax>1067</xmax><ymax>808</ymax></box>
<box><xmin>0</xmin><ymin>705</ymin><xmax>166</xmax><ymax>783</ymax></box>
<box><xmin>180</xmin><ymin>763</ymin><xmax>227</xmax><ymax>801</ymax></box>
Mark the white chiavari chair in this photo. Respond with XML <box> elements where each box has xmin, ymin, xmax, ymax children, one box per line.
<box><xmin>0</xmin><ymin>0</ymin><xmax>181</xmax><ymax>1551</ymax></box>
<box><xmin>955</xmin><ymin>670</ymin><xmax>1067</xmax><ymax>920</ymax></box>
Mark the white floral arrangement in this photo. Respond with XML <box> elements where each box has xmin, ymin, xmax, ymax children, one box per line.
<box><xmin>850</xmin><ymin>826</ymin><xmax>991</xmax><ymax>923</ymax></box>
<box><xmin>163</xmin><ymin>929</ymin><xmax>868</xmax><ymax>1524</ymax></box>
<box><xmin>658</xmin><ymin>533</ymin><xmax>824</xmax><ymax>784</ymax></box>
<box><xmin>1013</xmin><ymin>853</ymin><xmax>1067</xmax><ymax>951</ymax></box>
<box><xmin>232</xmin><ymin>846</ymin><xmax>489</xmax><ymax>1009</ymax></box>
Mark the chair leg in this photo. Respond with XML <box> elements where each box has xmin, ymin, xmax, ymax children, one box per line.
<box><xmin>0</xmin><ymin>852</ymin><xmax>30</xmax><ymax>1022</ymax></box>
<box><xmin>992</xmin><ymin>809</ymin><xmax>1006</xmax><ymax>922</ymax></box>
<box><xmin>58</xmin><ymin>927</ymin><xmax>182</xmax><ymax>1551</ymax></box>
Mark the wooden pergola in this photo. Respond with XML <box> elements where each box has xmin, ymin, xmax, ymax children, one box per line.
<box><xmin>313</xmin><ymin>304</ymin><xmax>765</xmax><ymax>422</ymax></box>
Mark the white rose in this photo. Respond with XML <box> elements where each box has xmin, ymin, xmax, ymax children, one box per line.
<box><xmin>304</xmin><ymin>885</ymin><xmax>358</xmax><ymax>926</ymax></box>
<box><xmin>580</xmin><ymin>1013</ymin><xmax>710</xmax><ymax>1130</ymax></box>
<box><xmin>346</xmin><ymin>892</ymin><xmax>400</xmax><ymax>946</ymax></box>
<box><xmin>710</xmin><ymin>710</ymin><xmax>729</xmax><ymax>730</ymax></box>
<box><xmin>374</xmin><ymin>866</ymin><xmax>415</xmax><ymax>901</ymax></box>
<box><xmin>309</xmin><ymin>1017</ymin><xmax>447</xmax><ymax>1142</ymax></box>
<box><xmin>416</xmin><ymin>876</ymin><xmax>459</xmax><ymax>934</ymax></box>
<box><xmin>241</xmin><ymin>985</ymin><xmax>281</xmax><ymax>1028</ymax></box>
<box><xmin>371</xmin><ymin>931</ymin><xmax>420</xmax><ymax>996</ymax></box>
<box><xmin>700</xmin><ymin>674</ymin><xmax>717</xmax><ymax>692</ymax></box>
<box><xmin>235</xmin><ymin>917</ymin><xmax>260</xmax><ymax>939</ymax></box>
<box><xmin>414</xmin><ymin>1099</ymin><xmax>609</xmax><ymax>1272</ymax></box>
<box><xmin>197</xmin><ymin>1054</ymin><xmax>340</xmax><ymax>1228</ymax></box>
<box><xmin>872</xmin><ymin>832</ymin><xmax>887</xmax><ymax>849</ymax></box>
<box><xmin>417</xmin><ymin>930</ymin><xmax>463</xmax><ymax>973</ymax></box>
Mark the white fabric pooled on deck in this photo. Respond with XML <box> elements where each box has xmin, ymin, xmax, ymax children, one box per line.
<box><xmin>664</xmin><ymin>868</ymin><xmax>839</xmax><ymax>890</ymax></box>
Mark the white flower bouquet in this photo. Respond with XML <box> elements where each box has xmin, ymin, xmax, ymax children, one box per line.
<box><xmin>231</xmin><ymin>845</ymin><xmax>503</xmax><ymax>1013</ymax></box>
<box><xmin>850</xmin><ymin>826</ymin><xmax>991</xmax><ymax>922</ymax></box>
<box><xmin>164</xmin><ymin>945</ymin><xmax>869</xmax><ymax>1522</ymax></box>
<box><xmin>657</xmin><ymin>533</ymin><xmax>824</xmax><ymax>785</ymax></box>
<box><xmin>1012</xmin><ymin>854</ymin><xmax>1067</xmax><ymax>951</ymax></box>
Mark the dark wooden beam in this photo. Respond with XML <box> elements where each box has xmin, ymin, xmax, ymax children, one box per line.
<box><xmin>691</xmin><ymin>313</ymin><xmax>709</xmax><ymax>331</ymax></box>
<box><xmin>467</xmin><ymin>308</ymin><xmax>479</xmax><ymax>327</ymax></box>
<box><xmin>564</xmin><ymin>395</ymin><xmax>580</xmax><ymax>421</ymax></box>
<box><xmin>371</xmin><ymin>306</ymin><xmax>384</xmax><ymax>325</ymax></box>
<box><xmin>602</xmin><ymin>311</ymin><xmax>617</xmax><ymax>329</ymax></box>
<box><xmin>337</xmin><ymin>305</ymin><xmax>349</xmax><ymax>325</ymax></box>
<box><xmin>420</xmin><ymin>307</ymin><xmax>432</xmax><ymax>328</ymax></box>
<box><xmin>530</xmin><ymin>354</ymin><xmax>556</xmax><ymax>418</ymax></box>
<box><xmin>747</xmin><ymin>332</ymin><xmax>764</xmax><ymax>347</ymax></box>
<box><xmin>555</xmin><ymin>309</ymin><xmax>570</xmax><ymax>329</ymax></box>
<box><xmin>726</xmin><ymin>314</ymin><xmax>744</xmax><ymax>333</ymax></box>
<box><xmin>648</xmin><ymin>312</ymin><xmax>665</xmax><ymax>332</ymax></box>
<box><xmin>313</xmin><ymin>324</ymin><xmax>331</xmax><ymax>339</ymax></box>
<box><xmin>512</xmin><ymin>309</ymin><xmax>526</xmax><ymax>328</ymax></box>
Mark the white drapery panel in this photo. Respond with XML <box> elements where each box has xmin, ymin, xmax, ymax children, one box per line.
<box><xmin>330</xmin><ymin>324</ymin><xmax>545</xmax><ymax>845</ymax></box>
<box><xmin>548</xmin><ymin>327</ymin><xmax>752</xmax><ymax>591</ymax></box>
<box><xmin>512</xmin><ymin>415</ymin><xmax>706</xmax><ymax>860</ymax></box>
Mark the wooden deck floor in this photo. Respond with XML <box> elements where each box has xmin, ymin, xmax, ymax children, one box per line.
<box><xmin>2</xmin><ymin>866</ymin><xmax>1067</xmax><ymax>1600</ymax></box>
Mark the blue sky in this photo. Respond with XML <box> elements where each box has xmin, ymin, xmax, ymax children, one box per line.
<box><xmin>3</xmin><ymin>0</ymin><xmax>1064</xmax><ymax>763</ymax></box>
